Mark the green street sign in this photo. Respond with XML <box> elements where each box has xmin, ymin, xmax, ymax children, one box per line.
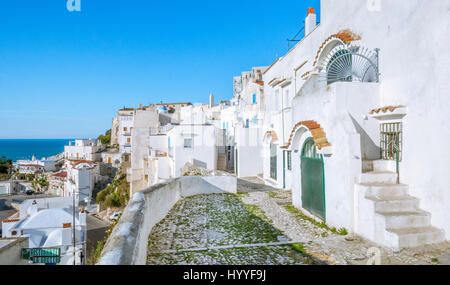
<box><xmin>32</xmin><ymin>256</ymin><xmax>61</xmax><ymax>264</ymax></box>
<box><xmin>22</xmin><ymin>248</ymin><xmax>61</xmax><ymax>264</ymax></box>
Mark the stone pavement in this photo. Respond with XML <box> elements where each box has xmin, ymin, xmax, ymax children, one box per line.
<box><xmin>146</xmin><ymin>177</ymin><xmax>450</xmax><ymax>265</ymax></box>
<box><xmin>242</xmin><ymin>186</ymin><xmax>450</xmax><ymax>265</ymax></box>
<box><xmin>147</xmin><ymin>194</ymin><xmax>318</xmax><ymax>265</ymax></box>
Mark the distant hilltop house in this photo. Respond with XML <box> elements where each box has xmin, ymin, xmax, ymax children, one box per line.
<box><xmin>15</xmin><ymin>158</ymin><xmax>58</xmax><ymax>174</ymax></box>
<box><xmin>100</xmin><ymin>0</ymin><xmax>450</xmax><ymax>262</ymax></box>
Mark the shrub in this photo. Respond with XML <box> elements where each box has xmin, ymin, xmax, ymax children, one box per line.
<box><xmin>98</xmin><ymin>129</ymin><xmax>111</xmax><ymax>146</ymax></box>
<box><xmin>26</xmin><ymin>174</ymin><xmax>35</xmax><ymax>181</ymax></box>
<box><xmin>0</xmin><ymin>173</ymin><xmax>11</xmax><ymax>181</ymax></box>
<box><xmin>96</xmin><ymin>187</ymin><xmax>112</xmax><ymax>204</ymax></box>
<box><xmin>96</xmin><ymin>174</ymin><xmax>129</xmax><ymax>209</ymax></box>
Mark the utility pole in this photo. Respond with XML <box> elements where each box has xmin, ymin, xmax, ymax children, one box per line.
<box><xmin>72</xmin><ymin>189</ymin><xmax>76</xmax><ymax>265</ymax></box>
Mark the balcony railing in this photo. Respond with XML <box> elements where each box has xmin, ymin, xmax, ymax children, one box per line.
<box><xmin>150</xmin><ymin>125</ymin><xmax>175</xmax><ymax>135</ymax></box>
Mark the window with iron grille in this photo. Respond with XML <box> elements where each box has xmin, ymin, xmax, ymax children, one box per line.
<box><xmin>380</xmin><ymin>122</ymin><xmax>402</xmax><ymax>161</ymax></box>
<box><xmin>287</xmin><ymin>151</ymin><xmax>292</xmax><ymax>170</ymax></box>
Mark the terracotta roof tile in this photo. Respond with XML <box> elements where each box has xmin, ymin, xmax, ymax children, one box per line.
<box><xmin>19</xmin><ymin>164</ymin><xmax>43</xmax><ymax>168</ymax></box>
<box><xmin>53</xmin><ymin>171</ymin><xmax>67</xmax><ymax>178</ymax></box>
<box><xmin>313</xmin><ymin>30</ymin><xmax>361</xmax><ymax>67</ymax></box>
<box><xmin>281</xmin><ymin>120</ymin><xmax>331</xmax><ymax>150</ymax></box>
<box><xmin>370</xmin><ymin>105</ymin><xmax>405</xmax><ymax>115</ymax></box>
<box><xmin>265</xmin><ymin>130</ymin><xmax>279</xmax><ymax>142</ymax></box>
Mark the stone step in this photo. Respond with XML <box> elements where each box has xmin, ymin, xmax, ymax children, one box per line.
<box><xmin>362</xmin><ymin>160</ymin><xmax>374</xmax><ymax>173</ymax></box>
<box><xmin>359</xmin><ymin>171</ymin><xmax>398</xmax><ymax>184</ymax></box>
<box><xmin>387</xmin><ymin>226</ymin><xmax>446</xmax><ymax>248</ymax></box>
<box><xmin>358</xmin><ymin>183</ymin><xmax>409</xmax><ymax>198</ymax></box>
<box><xmin>377</xmin><ymin>210</ymin><xmax>431</xmax><ymax>229</ymax></box>
<box><xmin>368</xmin><ymin>195</ymin><xmax>419</xmax><ymax>212</ymax></box>
<box><xmin>373</xmin><ymin>160</ymin><xmax>397</xmax><ymax>172</ymax></box>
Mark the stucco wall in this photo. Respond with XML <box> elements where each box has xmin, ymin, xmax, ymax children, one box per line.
<box><xmin>289</xmin><ymin>82</ymin><xmax>379</xmax><ymax>230</ymax></box>
<box><xmin>318</xmin><ymin>0</ymin><xmax>450</xmax><ymax>238</ymax></box>
<box><xmin>235</xmin><ymin>127</ymin><xmax>263</xmax><ymax>177</ymax></box>
<box><xmin>261</xmin><ymin>0</ymin><xmax>450</xmax><ymax>238</ymax></box>
<box><xmin>97</xmin><ymin>175</ymin><xmax>237</xmax><ymax>265</ymax></box>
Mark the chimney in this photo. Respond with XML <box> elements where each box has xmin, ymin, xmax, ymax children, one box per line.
<box><xmin>209</xmin><ymin>93</ymin><xmax>214</xmax><ymax>108</ymax></box>
<box><xmin>305</xmin><ymin>7</ymin><xmax>317</xmax><ymax>36</ymax></box>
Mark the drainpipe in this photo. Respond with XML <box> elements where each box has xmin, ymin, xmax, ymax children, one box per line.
<box><xmin>281</xmin><ymin>87</ymin><xmax>285</xmax><ymax>145</ymax></box>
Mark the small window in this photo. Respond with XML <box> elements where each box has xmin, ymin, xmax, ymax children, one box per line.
<box><xmin>168</xmin><ymin>137</ymin><xmax>171</xmax><ymax>148</ymax></box>
<box><xmin>127</xmin><ymin>138</ymin><xmax>131</xmax><ymax>143</ymax></box>
<box><xmin>124</xmin><ymin>127</ymin><xmax>127</xmax><ymax>131</ymax></box>
<box><xmin>184</xmin><ymin>138</ymin><xmax>193</xmax><ymax>148</ymax></box>
<box><xmin>287</xmin><ymin>151</ymin><xmax>292</xmax><ymax>170</ymax></box>
<box><xmin>252</xmin><ymin>94</ymin><xmax>256</xmax><ymax>104</ymax></box>
<box><xmin>380</xmin><ymin>122</ymin><xmax>402</xmax><ymax>161</ymax></box>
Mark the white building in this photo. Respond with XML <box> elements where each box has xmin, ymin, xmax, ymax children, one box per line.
<box><xmin>224</xmin><ymin>67</ymin><xmax>268</xmax><ymax>177</ymax></box>
<box><xmin>259</xmin><ymin>1</ymin><xmax>449</xmax><ymax>250</ymax></box>
<box><xmin>127</xmin><ymin>105</ymin><xmax>161</xmax><ymax>195</ymax></box>
<box><xmin>64</xmin><ymin>160</ymin><xmax>97</xmax><ymax>207</ymax></box>
<box><xmin>2</xmin><ymin>197</ymin><xmax>86</xmax><ymax>265</ymax></box>
<box><xmin>117</xmin><ymin>108</ymin><xmax>136</xmax><ymax>156</ymax></box>
<box><xmin>49</xmin><ymin>171</ymin><xmax>67</xmax><ymax>196</ymax></box>
<box><xmin>0</xmin><ymin>180</ymin><xmax>13</xmax><ymax>195</ymax></box>
<box><xmin>168</xmin><ymin>122</ymin><xmax>219</xmax><ymax>178</ymax></box>
<box><xmin>16</xmin><ymin>163</ymin><xmax>44</xmax><ymax>175</ymax></box>
<box><xmin>101</xmin><ymin>151</ymin><xmax>122</xmax><ymax>168</ymax></box>
<box><xmin>64</xmin><ymin>139</ymin><xmax>104</xmax><ymax>162</ymax></box>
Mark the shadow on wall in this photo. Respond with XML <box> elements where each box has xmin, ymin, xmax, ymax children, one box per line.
<box><xmin>193</xmin><ymin>159</ymin><xmax>207</xmax><ymax>169</ymax></box>
<box><xmin>349</xmin><ymin>114</ymin><xmax>380</xmax><ymax>161</ymax></box>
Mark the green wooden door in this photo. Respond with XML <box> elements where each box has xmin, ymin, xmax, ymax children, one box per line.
<box><xmin>301</xmin><ymin>138</ymin><xmax>325</xmax><ymax>220</ymax></box>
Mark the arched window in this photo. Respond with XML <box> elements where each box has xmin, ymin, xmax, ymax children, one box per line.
<box><xmin>319</xmin><ymin>45</ymin><xmax>379</xmax><ymax>85</ymax></box>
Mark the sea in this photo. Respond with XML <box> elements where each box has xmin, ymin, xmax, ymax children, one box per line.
<box><xmin>0</xmin><ymin>139</ymin><xmax>72</xmax><ymax>162</ymax></box>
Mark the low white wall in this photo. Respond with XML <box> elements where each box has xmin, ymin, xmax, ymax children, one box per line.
<box><xmin>97</xmin><ymin>175</ymin><xmax>237</xmax><ymax>265</ymax></box>
<box><xmin>0</xmin><ymin>238</ymin><xmax>29</xmax><ymax>265</ymax></box>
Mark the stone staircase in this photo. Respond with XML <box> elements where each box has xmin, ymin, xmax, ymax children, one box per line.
<box><xmin>355</xmin><ymin>160</ymin><xmax>445</xmax><ymax>251</ymax></box>
<box><xmin>217</xmin><ymin>154</ymin><xmax>227</xmax><ymax>171</ymax></box>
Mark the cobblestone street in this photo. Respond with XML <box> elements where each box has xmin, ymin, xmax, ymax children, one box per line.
<box><xmin>147</xmin><ymin>178</ymin><xmax>450</xmax><ymax>265</ymax></box>
<box><xmin>147</xmin><ymin>194</ymin><xmax>317</xmax><ymax>265</ymax></box>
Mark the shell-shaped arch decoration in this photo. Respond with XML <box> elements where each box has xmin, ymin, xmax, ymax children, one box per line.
<box><xmin>317</xmin><ymin>44</ymin><xmax>380</xmax><ymax>85</ymax></box>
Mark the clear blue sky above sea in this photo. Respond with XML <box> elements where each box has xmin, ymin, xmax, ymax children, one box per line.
<box><xmin>0</xmin><ymin>0</ymin><xmax>320</xmax><ymax>139</ymax></box>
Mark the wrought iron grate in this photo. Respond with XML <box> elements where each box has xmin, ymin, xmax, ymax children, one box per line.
<box><xmin>380</xmin><ymin>122</ymin><xmax>402</xmax><ymax>161</ymax></box>
<box><xmin>287</xmin><ymin>151</ymin><xmax>292</xmax><ymax>170</ymax></box>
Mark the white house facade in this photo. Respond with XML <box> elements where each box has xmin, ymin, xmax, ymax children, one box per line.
<box><xmin>259</xmin><ymin>1</ymin><xmax>450</xmax><ymax>250</ymax></box>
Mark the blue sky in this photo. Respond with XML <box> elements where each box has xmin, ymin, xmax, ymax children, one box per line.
<box><xmin>0</xmin><ymin>0</ymin><xmax>320</xmax><ymax>139</ymax></box>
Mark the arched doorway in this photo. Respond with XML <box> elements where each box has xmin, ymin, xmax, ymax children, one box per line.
<box><xmin>300</xmin><ymin>138</ymin><xmax>325</xmax><ymax>220</ymax></box>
